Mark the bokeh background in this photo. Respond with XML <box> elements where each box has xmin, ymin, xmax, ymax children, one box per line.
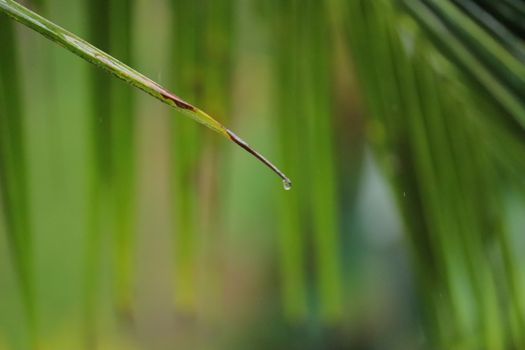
<box><xmin>1</xmin><ymin>0</ymin><xmax>525</xmax><ymax>349</ymax></box>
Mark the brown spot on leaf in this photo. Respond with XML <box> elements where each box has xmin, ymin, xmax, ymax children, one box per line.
<box><xmin>160</xmin><ymin>91</ymin><xmax>195</xmax><ymax>111</ymax></box>
<box><xmin>226</xmin><ymin>129</ymin><xmax>291</xmax><ymax>187</ymax></box>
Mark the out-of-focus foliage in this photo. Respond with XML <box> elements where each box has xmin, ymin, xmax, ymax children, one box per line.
<box><xmin>0</xmin><ymin>14</ymin><xmax>35</xmax><ymax>348</ymax></box>
<box><xmin>344</xmin><ymin>0</ymin><xmax>525</xmax><ymax>348</ymax></box>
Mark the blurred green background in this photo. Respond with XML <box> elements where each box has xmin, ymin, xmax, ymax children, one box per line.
<box><xmin>1</xmin><ymin>0</ymin><xmax>525</xmax><ymax>349</ymax></box>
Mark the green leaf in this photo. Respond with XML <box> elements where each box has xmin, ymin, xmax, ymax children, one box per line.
<box><xmin>0</xmin><ymin>0</ymin><xmax>291</xmax><ymax>188</ymax></box>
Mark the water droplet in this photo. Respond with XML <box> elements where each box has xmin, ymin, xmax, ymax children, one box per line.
<box><xmin>283</xmin><ymin>179</ymin><xmax>292</xmax><ymax>191</ymax></box>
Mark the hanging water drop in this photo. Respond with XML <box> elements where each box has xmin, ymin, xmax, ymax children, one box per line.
<box><xmin>283</xmin><ymin>179</ymin><xmax>292</xmax><ymax>191</ymax></box>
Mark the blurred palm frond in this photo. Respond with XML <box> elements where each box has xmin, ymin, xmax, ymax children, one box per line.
<box><xmin>344</xmin><ymin>0</ymin><xmax>525</xmax><ymax>348</ymax></box>
<box><xmin>0</xmin><ymin>14</ymin><xmax>35</xmax><ymax>343</ymax></box>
